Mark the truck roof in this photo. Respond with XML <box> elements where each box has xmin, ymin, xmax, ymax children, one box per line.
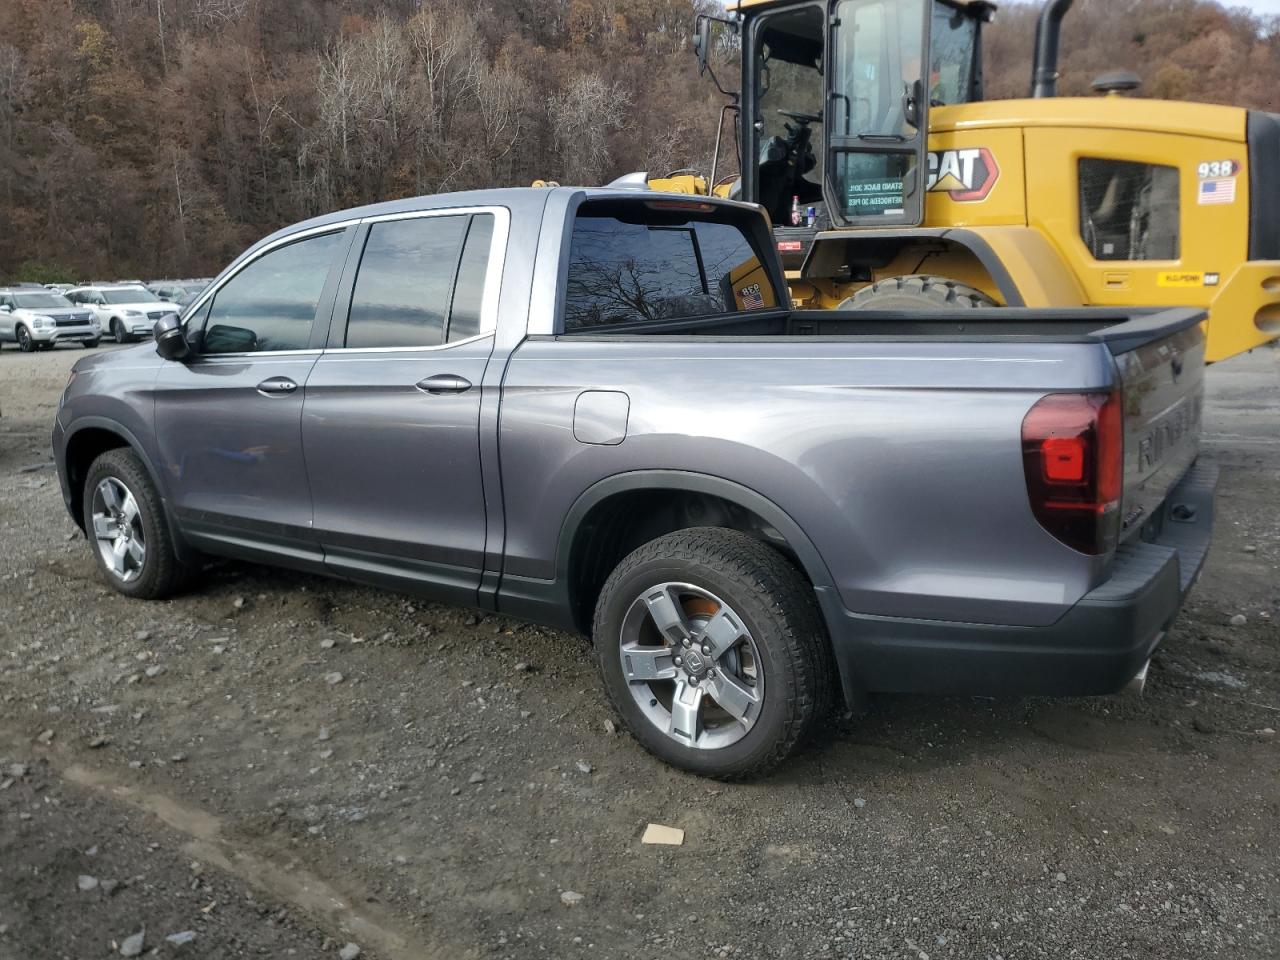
<box><xmin>250</xmin><ymin>186</ymin><xmax>762</xmax><ymax>261</ymax></box>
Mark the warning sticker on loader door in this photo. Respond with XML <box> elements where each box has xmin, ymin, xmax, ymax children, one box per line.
<box><xmin>927</xmin><ymin>148</ymin><xmax>1000</xmax><ymax>202</ymax></box>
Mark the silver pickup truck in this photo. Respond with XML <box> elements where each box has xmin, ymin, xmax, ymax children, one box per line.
<box><xmin>52</xmin><ymin>187</ymin><xmax>1215</xmax><ymax>778</ymax></box>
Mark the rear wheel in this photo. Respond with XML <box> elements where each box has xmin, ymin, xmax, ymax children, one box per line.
<box><xmin>593</xmin><ymin>528</ymin><xmax>829</xmax><ymax>779</ymax></box>
<box><xmin>16</xmin><ymin>325</ymin><xmax>34</xmax><ymax>352</ymax></box>
<box><xmin>83</xmin><ymin>448</ymin><xmax>195</xmax><ymax>599</ymax></box>
<box><xmin>840</xmin><ymin>274</ymin><xmax>998</xmax><ymax>310</ymax></box>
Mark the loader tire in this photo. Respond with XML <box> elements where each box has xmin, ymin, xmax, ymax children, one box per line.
<box><xmin>839</xmin><ymin>275</ymin><xmax>998</xmax><ymax>310</ymax></box>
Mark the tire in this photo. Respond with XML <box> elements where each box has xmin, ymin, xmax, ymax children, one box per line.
<box><xmin>839</xmin><ymin>274</ymin><xmax>998</xmax><ymax>310</ymax></box>
<box><xmin>82</xmin><ymin>448</ymin><xmax>195</xmax><ymax>599</ymax></box>
<box><xmin>16</xmin><ymin>325</ymin><xmax>34</xmax><ymax>352</ymax></box>
<box><xmin>593</xmin><ymin>527</ymin><xmax>830</xmax><ymax>780</ymax></box>
<box><xmin>111</xmin><ymin>318</ymin><xmax>130</xmax><ymax>344</ymax></box>
<box><xmin>84</xmin><ymin>338</ymin><xmax>100</xmax><ymax>348</ymax></box>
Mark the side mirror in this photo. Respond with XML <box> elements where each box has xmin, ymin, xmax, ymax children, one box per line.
<box><xmin>694</xmin><ymin>15</ymin><xmax>712</xmax><ymax>77</ymax></box>
<box><xmin>154</xmin><ymin>312</ymin><xmax>190</xmax><ymax>361</ymax></box>
<box><xmin>0</xmin><ymin>305</ymin><xmax>10</xmax><ymax>313</ymax></box>
<box><xmin>692</xmin><ymin>14</ymin><xmax>740</xmax><ymax>98</ymax></box>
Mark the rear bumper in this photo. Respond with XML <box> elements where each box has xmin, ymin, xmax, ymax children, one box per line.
<box><xmin>820</xmin><ymin>461</ymin><xmax>1218</xmax><ymax>699</ymax></box>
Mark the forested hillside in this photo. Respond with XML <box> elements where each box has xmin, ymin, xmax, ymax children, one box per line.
<box><xmin>0</xmin><ymin>0</ymin><xmax>1277</xmax><ymax>279</ymax></box>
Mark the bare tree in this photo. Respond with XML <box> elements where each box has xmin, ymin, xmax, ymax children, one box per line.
<box><xmin>549</xmin><ymin>73</ymin><xmax>630</xmax><ymax>185</ymax></box>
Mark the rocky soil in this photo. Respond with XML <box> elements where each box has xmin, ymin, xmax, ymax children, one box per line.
<box><xmin>1</xmin><ymin>343</ymin><xmax>1277</xmax><ymax>959</ymax></box>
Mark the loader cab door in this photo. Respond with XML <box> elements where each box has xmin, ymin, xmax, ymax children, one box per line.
<box><xmin>744</xmin><ymin>4</ymin><xmax>828</xmax><ymax>230</ymax></box>
<box><xmin>825</xmin><ymin>0</ymin><xmax>932</xmax><ymax>227</ymax></box>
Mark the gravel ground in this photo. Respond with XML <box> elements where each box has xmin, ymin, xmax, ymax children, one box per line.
<box><xmin>1</xmin><ymin>342</ymin><xmax>1277</xmax><ymax>960</ymax></box>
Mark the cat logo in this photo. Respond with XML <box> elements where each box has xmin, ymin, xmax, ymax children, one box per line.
<box><xmin>927</xmin><ymin>148</ymin><xmax>1000</xmax><ymax>202</ymax></box>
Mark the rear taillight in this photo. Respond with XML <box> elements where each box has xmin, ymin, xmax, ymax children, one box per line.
<box><xmin>1021</xmin><ymin>391</ymin><xmax>1123</xmax><ymax>555</ymax></box>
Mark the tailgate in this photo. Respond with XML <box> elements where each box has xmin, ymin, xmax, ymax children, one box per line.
<box><xmin>1114</xmin><ymin>323</ymin><xmax>1206</xmax><ymax>541</ymax></box>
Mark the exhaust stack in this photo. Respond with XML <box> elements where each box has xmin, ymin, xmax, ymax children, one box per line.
<box><xmin>1031</xmin><ymin>0</ymin><xmax>1075</xmax><ymax>98</ymax></box>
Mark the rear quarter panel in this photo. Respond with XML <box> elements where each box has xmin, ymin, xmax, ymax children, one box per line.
<box><xmin>499</xmin><ymin>337</ymin><xmax>1118</xmax><ymax>628</ymax></box>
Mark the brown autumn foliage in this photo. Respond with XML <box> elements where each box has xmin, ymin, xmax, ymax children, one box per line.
<box><xmin>0</xmin><ymin>0</ymin><xmax>1277</xmax><ymax>280</ymax></box>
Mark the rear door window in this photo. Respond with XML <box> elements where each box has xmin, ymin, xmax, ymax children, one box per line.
<box><xmin>563</xmin><ymin>211</ymin><xmax>778</xmax><ymax>331</ymax></box>
<box><xmin>344</xmin><ymin>213</ymin><xmax>496</xmax><ymax>349</ymax></box>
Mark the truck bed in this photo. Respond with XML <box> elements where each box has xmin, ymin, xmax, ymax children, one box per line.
<box><xmin>559</xmin><ymin>305</ymin><xmax>1206</xmax><ymax>356</ymax></box>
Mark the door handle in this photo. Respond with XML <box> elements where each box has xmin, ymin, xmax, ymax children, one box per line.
<box><xmin>257</xmin><ymin>376</ymin><xmax>298</xmax><ymax>397</ymax></box>
<box><xmin>415</xmin><ymin>374</ymin><xmax>472</xmax><ymax>395</ymax></box>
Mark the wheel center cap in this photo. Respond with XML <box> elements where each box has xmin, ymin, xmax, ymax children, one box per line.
<box><xmin>683</xmin><ymin>649</ymin><xmax>707</xmax><ymax>676</ymax></box>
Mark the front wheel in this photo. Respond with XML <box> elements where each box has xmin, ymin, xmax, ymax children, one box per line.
<box><xmin>83</xmin><ymin>448</ymin><xmax>194</xmax><ymax>599</ymax></box>
<box><xmin>593</xmin><ymin>528</ymin><xmax>830</xmax><ymax>779</ymax></box>
<box><xmin>83</xmin><ymin>338</ymin><xmax>101</xmax><ymax>348</ymax></box>
<box><xmin>111</xmin><ymin>318</ymin><xmax>130</xmax><ymax>344</ymax></box>
<box><xmin>16</xmin><ymin>325</ymin><xmax>34</xmax><ymax>352</ymax></box>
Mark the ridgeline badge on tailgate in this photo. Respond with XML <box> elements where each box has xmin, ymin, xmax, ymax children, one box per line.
<box><xmin>927</xmin><ymin>148</ymin><xmax>999</xmax><ymax>202</ymax></box>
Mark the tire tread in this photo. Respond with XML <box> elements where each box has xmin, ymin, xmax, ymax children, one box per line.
<box><xmin>844</xmin><ymin>274</ymin><xmax>997</xmax><ymax>310</ymax></box>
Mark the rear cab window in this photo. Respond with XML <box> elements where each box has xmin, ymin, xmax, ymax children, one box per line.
<box><xmin>561</xmin><ymin>198</ymin><xmax>782</xmax><ymax>333</ymax></box>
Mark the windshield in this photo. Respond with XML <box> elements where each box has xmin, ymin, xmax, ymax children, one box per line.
<box><xmin>14</xmin><ymin>292</ymin><xmax>73</xmax><ymax>309</ymax></box>
<box><xmin>101</xmin><ymin>287</ymin><xmax>160</xmax><ymax>304</ymax></box>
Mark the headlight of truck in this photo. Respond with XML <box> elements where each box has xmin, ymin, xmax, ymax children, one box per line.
<box><xmin>124</xmin><ymin>310</ymin><xmax>143</xmax><ymax>317</ymax></box>
<box><xmin>32</xmin><ymin>315</ymin><xmax>53</xmax><ymax>329</ymax></box>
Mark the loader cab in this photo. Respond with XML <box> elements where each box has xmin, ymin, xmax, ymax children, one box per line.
<box><xmin>738</xmin><ymin>0</ymin><xmax>991</xmax><ymax>231</ymax></box>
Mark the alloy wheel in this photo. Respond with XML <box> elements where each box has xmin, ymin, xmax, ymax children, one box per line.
<box><xmin>91</xmin><ymin>476</ymin><xmax>146</xmax><ymax>583</ymax></box>
<box><xmin>617</xmin><ymin>582</ymin><xmax>765</xmax><ymax>750</ymax></box>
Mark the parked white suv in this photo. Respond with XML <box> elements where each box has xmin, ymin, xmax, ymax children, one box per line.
<box><xmin>0</xmin><ymin>288</ymin><xmax>101</xmax><ymax>351</ymax></box>
<box><xmin>65</xmin><ymin>285</ymin><xmax>179</xmax><ymax>344</ymax></box>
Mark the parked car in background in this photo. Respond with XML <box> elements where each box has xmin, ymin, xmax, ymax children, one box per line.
<box><xmin>0</xmin><ymin>288</ymin><xmax>100</xmax><ymax>350</ymax></box>
<box><xmin>44</xmin><ymin>283</ymin><xmax>75</xmax><ymax>296</ymax></box>
<box><xmin>146</xmin><ymin>280</ymin><xmax>208</xmax><ymax>309</ymax></box>
<box><xmin>64</xmin><ymin>284</ymin><xmax>178</xmax><ymax>343</ymax></box>
<box><xmin>51</xmin><ymin>187</ymin><xmax>1215</xmax><ymax>778</ymax></box>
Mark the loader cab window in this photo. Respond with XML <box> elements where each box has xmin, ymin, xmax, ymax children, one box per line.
<box><xmin>828</xmin><ymin>0</ymin><xmax>930</xmax><ymax>222</ymax></box>
<box><xmin>753</xmin><ymin>6</ymin><xmax>825</xmax><ymax>227</ymax></box>
<box><xmin>929</xmin><ymin>2</ymin><xmax>980</xmax><ymax>105</ymax></box>
<box><xmin>1079</xmin><ymin>158</ymin><xmax>1180</xmax><ymax>261</ymax></box>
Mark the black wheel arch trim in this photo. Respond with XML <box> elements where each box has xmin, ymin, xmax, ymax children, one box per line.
<box><xmin>545</xmin><ymin>469</ymin><xmax>849</xmax><ymax>705</ymax></box>
<box><xmin>554</xmin><ymin>469</ymin><xmax>839</xmax><ymax>594</ymax></box>
<box><xmin>60</xmin><ymin>416</ymin><xmax>195</xmax><ymax>561</ymax></box>
<box><xmin>945</xmin><ymin>229</ymin><xmax>1026</xmax><ymax>307</ymax></box>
